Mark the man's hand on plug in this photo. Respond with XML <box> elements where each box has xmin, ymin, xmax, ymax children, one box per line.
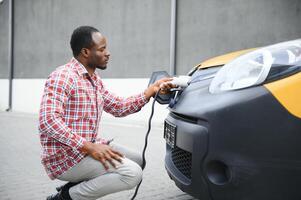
<box><xmin>144</xmin><ymin>77</ymin><xmax>176</xmax><ymax>100</ymax></box>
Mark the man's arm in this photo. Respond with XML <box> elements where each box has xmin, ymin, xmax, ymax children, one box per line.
<box><xmin>102</xmin><ymin>78</ymin><xmax>174</xmax><ymax>117</ymax></box>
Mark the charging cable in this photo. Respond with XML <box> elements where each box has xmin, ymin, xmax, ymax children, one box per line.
<box><xmin>130</xmin><ymin>76</ymin><xmax>191</xmax><ymax>199</ymax></box>
<box><xmin>130</xmin><ymin>89</ymin><xmax>161</xmax><ymax>200</ymax></box>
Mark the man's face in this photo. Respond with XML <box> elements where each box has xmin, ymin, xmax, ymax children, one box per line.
<box><xmin>87</xmin><ymin>32</ymin><xmax>110</xmax><ymax>70</ymax></box>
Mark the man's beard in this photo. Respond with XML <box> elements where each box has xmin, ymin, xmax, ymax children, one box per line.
<box><xmin>96</xmin><ymin>65</ymin><xmax>107</xmax><ymax>70</ymax></box>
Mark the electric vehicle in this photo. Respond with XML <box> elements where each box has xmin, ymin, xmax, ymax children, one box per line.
<box><xmin>162</xmin><ymin>39</ymin><xmax>301</xmax><ymax>200</ymax></box>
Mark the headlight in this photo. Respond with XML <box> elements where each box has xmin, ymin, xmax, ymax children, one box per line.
<box><xmin>209</xmin><ymin>39</ymin><xmax>301</xmax><ymax>94</ymax></box>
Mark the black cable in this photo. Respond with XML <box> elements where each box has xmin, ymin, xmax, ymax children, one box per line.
<box><xmin>130</xmin><ymin>89</ymin><xmax>161</xmax><ymax>200</ymax></box>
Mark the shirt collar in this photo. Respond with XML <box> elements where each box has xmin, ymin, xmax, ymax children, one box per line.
<box><xmin>70</xmin><ymin>57</ymin><xmax>101</xmax><ymax>81</ymax></box>
<box><xmin>71</xmin><ymin>57</ymin><xmax>100</xmax><ymax>76</ymax></box>
<box><xmin>70</xmin><ymin>57</ymin><xmax>89</xmax><ymax>76</ymax></box>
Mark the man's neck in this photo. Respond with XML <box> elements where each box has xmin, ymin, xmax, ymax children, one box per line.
<box><xmin>75</xmin><ymin>56</ymin><xmax>95</xmax><ymax>76</ymax></box>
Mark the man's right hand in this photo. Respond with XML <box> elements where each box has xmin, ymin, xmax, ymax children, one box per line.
<box><xmin>80</xmin><ymin>141</ymin><xmax>124</xmax><ymax>170</ymax></box>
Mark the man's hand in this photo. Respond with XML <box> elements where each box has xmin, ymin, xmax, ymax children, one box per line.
<box><xmin>80</xmin><ymin>141</ymin><xmax>124</xmax><ymax>170</ymax></box>
<box><xmin>144</xmin><ymin>77</ymin><xmax>176</xmax><ymax>100</ymax></box>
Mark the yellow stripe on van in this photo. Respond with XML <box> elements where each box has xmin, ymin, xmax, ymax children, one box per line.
<box><xmin>264</xmin><ymin>72</ymin><xmax>301</xmax><ymax>118</ymax></box>
<box><xmin>196</xmin><ymin>48</ymin><xmax>257</xmax><ymax>69</ymax></box>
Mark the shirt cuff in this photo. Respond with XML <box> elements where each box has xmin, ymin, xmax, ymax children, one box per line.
<box><xmin>70</xmin><ymin>133</ymin><xmax>87</xmax><ymax>150</ymax></box>
<box><xmin>96</xmin><ymin>138</ymin><xmax>108</xmax><ymax>144</ymax></box>
<box><xmin>139</xmin><ymin>92</ymin><xmax>149</xmax><ymax>105</ymax></box>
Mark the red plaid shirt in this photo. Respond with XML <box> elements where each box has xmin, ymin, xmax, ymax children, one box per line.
<box><xmin>38</xmin><ymin>58</ymin><xmax>148</xmax><ymax>179</ymax></box>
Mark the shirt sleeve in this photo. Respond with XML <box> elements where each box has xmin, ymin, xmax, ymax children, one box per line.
<box><xmin>38</xmin><ymin>71</ymin><xmax>86</xmax><ymax>150</ymax></box>
<box><xmin>101</xmin><ymin>83</ymin><xmax>149</xmax><ymax>117</ymax></box>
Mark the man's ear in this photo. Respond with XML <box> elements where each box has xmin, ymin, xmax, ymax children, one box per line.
<box><xmin>81</xmin><ymin>48</ymin><xmax>90</xmax><ymax>58</ymax></box>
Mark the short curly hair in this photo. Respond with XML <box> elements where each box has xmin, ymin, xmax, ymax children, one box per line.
<box><xmin>70</xmin><ymin>26</ymin><xmax>100</xmax><ymax>57</ymax></box>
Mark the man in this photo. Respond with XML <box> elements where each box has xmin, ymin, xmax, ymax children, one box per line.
<box><xmin>39</xmin><ymin>26</ymin><xmax>174</xmax><ymax>200</ymax></box>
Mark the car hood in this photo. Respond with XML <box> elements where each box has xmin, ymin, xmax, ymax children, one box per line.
<box><xmin>196</xmin><ymin>48</ymin><xmax>257</xmax><ymax>69</ymax></box>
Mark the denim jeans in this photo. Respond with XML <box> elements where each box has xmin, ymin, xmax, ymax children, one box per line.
<box><xmin>57</xmin><ymin>143</ymin><xmax>143</xmax><ymax>200</ymax></box>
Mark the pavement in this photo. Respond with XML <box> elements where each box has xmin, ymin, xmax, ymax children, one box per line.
<box><xmin>0</xmin><ymin>111</ymin><xmax>198</xmax><ymax>200</ymax></box>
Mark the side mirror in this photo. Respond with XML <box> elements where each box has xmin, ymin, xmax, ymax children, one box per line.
<box><xmin>148</xmin><ymin>71</ymin><xmax>175</xmax><ymax>104</ymax></box>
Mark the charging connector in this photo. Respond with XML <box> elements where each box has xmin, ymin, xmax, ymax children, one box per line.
<box><xmin>170</xmin><ymin>76</ymin><xmax>191</xmax><ymax>88</ymax></box>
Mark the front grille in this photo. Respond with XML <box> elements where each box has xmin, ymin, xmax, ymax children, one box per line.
<box><xmin>171</xmin><ymin>146</ymin><xmax>192</xmax><ymax>179</ymax></box>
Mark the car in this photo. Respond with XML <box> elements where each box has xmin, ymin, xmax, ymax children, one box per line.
<box><xmin>157</xmin><ymin>39</ymin><xmax>301</xmax><ymax>200</ymax></box>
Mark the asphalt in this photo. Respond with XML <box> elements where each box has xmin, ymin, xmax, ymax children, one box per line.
<box><xmin>0</xmin><ymin>111</ymin><xmax>198</xmax><ymax>200</ymax></box>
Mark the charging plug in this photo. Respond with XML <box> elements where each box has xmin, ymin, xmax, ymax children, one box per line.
<box><xmin>170</xmin><ymin>76</ymin><xmax>191</xmax><ymax>88</ymax></box>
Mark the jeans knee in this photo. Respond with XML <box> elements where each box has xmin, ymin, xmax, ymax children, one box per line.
<box><xmin>128</xmin><ymin>163</ymin><xmax>143</xmax><ymax>189</ymax></box>
<box><xmin>119</xmin><ymin>160</ymin><xmax>143</xmax><ymax>189</ymax></box>
<box><xmin>134</xmin><ymin>164</ymin><xmax>143</xmax><ymax>184</ymax></box>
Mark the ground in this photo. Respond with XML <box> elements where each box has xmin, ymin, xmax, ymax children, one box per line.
<box><xmin>0</xmin><ymin>112</ymin><xmax>198</xmax><ymax>200</ymax></box>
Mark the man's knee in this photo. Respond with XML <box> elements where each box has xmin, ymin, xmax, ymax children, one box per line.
<box><xmin>129</xmin><ymin>163</ymin><xmax>143</xmax><ymax>188</ymax></box>
<box><xmin>131</xmin><ymin>154</ymin><xmax>143</xmax><ymax>168</ymax></box>
<box><xmin>118</xmin><ymin>159</ymin><xmax>143</xmax><ymax>189</ymax></box>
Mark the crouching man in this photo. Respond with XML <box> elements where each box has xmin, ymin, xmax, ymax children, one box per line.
<box><xmin>38</xmin><ymin>26</ymin><xmax>174</xmax><ymax>200</ymax></box>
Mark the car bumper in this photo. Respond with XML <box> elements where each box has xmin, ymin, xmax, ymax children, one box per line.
<box><xmin>164</xmin><ymin>113</ymin><xmax>210</xmax><ymax>199</ymax></box>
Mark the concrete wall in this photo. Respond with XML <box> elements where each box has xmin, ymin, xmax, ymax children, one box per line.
<box><xmin>0</xmin><ymin>0</ymin><xmax>9</xmax><ymax>110</ymax></box>
<box><xmin>176</xmin><ymin>0</ymin><xmax>301</xmax><ymax>74</ymax></box>
<box><xmin>0</xmin><ymin>0</ymin><xmax>9</xmax><ymax>79</ymax></box>
<box><xmin>2</xmin><ymin>0</ymin><xmax>301</xmax><ymax>78</ymax></box>
<box><xmin>13</xmin><ymin>0</ymin><xmax>171</xmax><ymax>79</ymax></box>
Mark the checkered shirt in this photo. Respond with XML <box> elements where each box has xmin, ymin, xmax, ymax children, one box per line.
<box><xmin>38</xmin><ymin>58</ymin><xmax>148</xmax><ymax>179</ymax></box>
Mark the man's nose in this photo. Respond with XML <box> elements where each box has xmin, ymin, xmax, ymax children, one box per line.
<box><xmin>106</xmin><ymin>50</ymin><xmax>110</xmax><ymax>57</ymax></box>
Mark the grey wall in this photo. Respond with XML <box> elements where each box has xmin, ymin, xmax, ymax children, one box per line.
<box><xmin>0</xmin><ymin>0</ymin><xmax>9</xmax><ymax>79</ymax></box>
<box><xmin>1</xmin><ymin>0</ymin><xmax>301</xmax><ymax>78</ymax></box>
<box><xmin>12</xmin><ymin>0</ymin><xmax>171</xmax><ymax>78</ymax></box>
<box><xmin>176</xmin><ymin>0</ymin><xmax>301</xmax><ymax>74</ymax></box>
